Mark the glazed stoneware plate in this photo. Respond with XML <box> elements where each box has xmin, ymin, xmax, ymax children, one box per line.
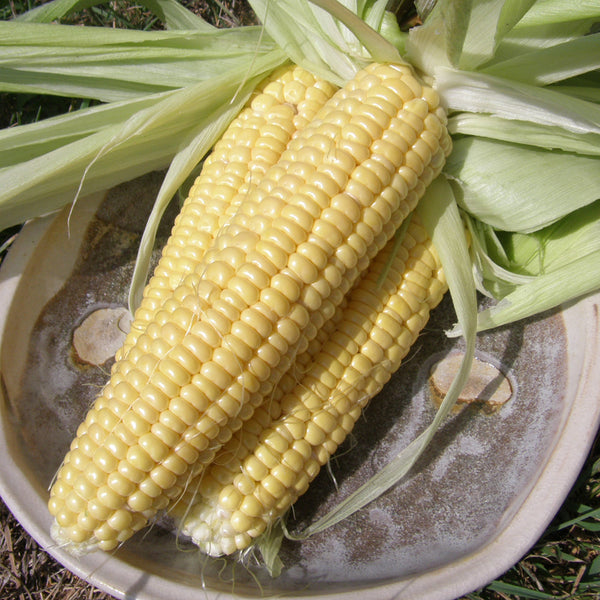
<box><xmin>0</xmin><ymin>173</ymin><xmax>599</xmax><ymax>600</ymax></box>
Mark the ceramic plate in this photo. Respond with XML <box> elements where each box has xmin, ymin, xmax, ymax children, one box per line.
<box><xmin>1</xmin><ymin>173</ymin><xmax>599</xmax><ymax>600</ymax></box>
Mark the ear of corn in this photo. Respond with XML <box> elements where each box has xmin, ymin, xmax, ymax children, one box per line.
<box><xmin>48</xmin><ymin>62</ymin><xmax>451</xmax><ymax>554</ymax></box>
<box><xmin>173</xmin><ymin>215</ymin><xmax>447</xmax><ymax>556</ymax></box>
<box><xmin>49</xmin><ymin>63</ymin><xmax>339</xmax><ymax>552</ymax></box>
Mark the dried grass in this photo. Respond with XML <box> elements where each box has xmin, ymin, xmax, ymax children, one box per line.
<box><xmin>0</xmin><ymin>499</ymin><xmax>114</xmax><ymax>600</ymax></box>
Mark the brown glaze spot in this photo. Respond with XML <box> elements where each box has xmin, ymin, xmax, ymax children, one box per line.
<box><xmin>429</xmin><ymin>352</ymin><xmax>513</xmax><ymax>413</ymax></box>
<box><xmin>72</xmin><ymin>307</ymin><xmax>131</xmax><ymax>366</ymax></box>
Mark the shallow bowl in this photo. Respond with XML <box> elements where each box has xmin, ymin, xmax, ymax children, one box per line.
<box><xmin>0</xmin><ymin>173</ymin><xmax>599</xmax><ymax>600</ymax></box>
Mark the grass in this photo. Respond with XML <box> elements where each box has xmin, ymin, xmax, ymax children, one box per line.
<box><xmin>0</xmin><ymin>1</ymin><xmax>599</xmax><ymax>599</ymax></box>
<box><xmin>0</xmin><ymin>500</ymin><xmax>113</xmax><ymax>600</ymax></box>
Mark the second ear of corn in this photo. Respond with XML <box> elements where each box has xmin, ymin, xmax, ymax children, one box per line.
<box><xmin>173</xmin><ymin>215</ymin><xmax>446</xmax><ymax>556</ymax></box>
<box><xmin>48</xmin><ymin>62</ymin><xmax>451</xmax><ymax>557</ymax></box>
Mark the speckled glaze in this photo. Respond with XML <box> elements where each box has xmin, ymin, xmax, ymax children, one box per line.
<box><xmin>0</xmin><ymin>172</ymin><xmax>598</xmax><ymax>600</ymax></box>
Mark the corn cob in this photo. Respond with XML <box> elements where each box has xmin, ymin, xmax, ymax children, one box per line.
<box><xmin>48</xmin><ymin>62</ymin><xmax>451</xmax><ymax>553</ymax></box>
<box><xmin>48</xmin><ymin>64</ymin><xmax>338</xmax><ymax>552</ymax></box>
<box><xmin>174</xmin><ymin>216</ymin><xmax>447</xmax><ymax>556</ymax></box>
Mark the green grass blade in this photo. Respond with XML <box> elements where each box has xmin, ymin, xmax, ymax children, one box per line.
<box><xmin>487</xmin><ymin>581</ymin><xmax>556</xmax><ymax>599</ymax></box>
<box><xmin>556</xmin><ymin>506</ymin><xmax>600</xmax><ymax>531</ymax></box>
<box><xmin>590</xmin><ymin>555</ymin><xmax>600</xmax><ymax>576</ymax></box>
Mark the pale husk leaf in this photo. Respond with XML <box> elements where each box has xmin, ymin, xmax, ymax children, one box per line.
<box><xmin>0</xmin><ymin>50</ymin><xmax>285</xmax><ymax>231</ymax></box>
<box><xmin>448</xmin><ymin>113</ymin><xmax>600</xmax><ymax>156</ymax></box>
<box><xmin>482</xmin><ymin>33</ymin><xmax>600</xmax><ymax>85</ymax></box>
<box><xmin>446</xmin><ymin>137</ymin><xmax>600</xmax><ymax>233</ymax></box>
<box><xmin>466</xmin><ymin>250</ymin><xmax>600</xmax><ymax>333</ymax></box>
<box><xmin>0</xmin><ymin>21</ymin><xmax>275</xmax><ymax>102</ymax></box>
<box><xmin>435</xmin><ymin>68</ymin><xmax>600</xmax><ymax>135</ymax></box>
